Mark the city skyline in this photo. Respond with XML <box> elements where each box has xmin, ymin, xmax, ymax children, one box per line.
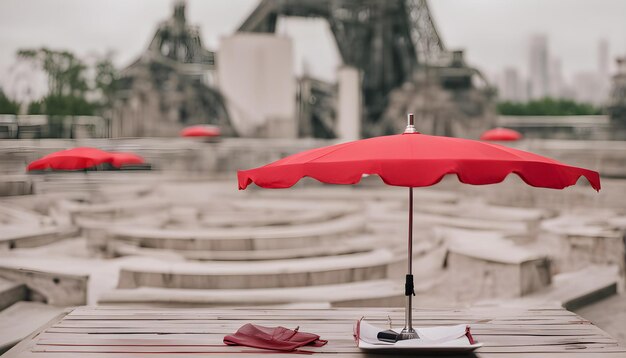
<box><xmin>1</xmin><ymin>0</ymin><xmax>625</xmax><ymax>102</ymax></box>
<box><xmin>495</xmin><ymin>34</ymin><xmax>613</xmax><ymax>104</ymax></box>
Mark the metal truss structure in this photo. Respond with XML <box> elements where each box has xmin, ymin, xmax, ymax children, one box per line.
<box><xmin>112</xmin><ymin>0</ymin><xmax>236</xmax><ymax>137</ymax></box>
<box><xmin>239</xmin><ymin>0</ymin><xmax>494</xmax><ymax>137</ymax></box>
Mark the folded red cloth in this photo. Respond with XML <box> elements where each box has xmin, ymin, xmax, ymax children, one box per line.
<box><xmin>224</xmin><ymin>323</ymin><xmax>328</xmax><ymax>351</ymax></box>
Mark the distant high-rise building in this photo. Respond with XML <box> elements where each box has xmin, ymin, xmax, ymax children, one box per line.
<box><xmin>528</xmin><ymin>34</ymin><xmax>550</xmax><ymax>99</ymax></box>
<box><xmin>548</xmin><ymin>58</ymin><xmax>564</xmax><ymax>98</ymax></box>
<box><xmin>499</xmin><ymin>67</ymin><xmax>523</xmax><ymax>102</ymax></box>
<box><xmin>598</xmin><ymin>38</ymin><xmax>609</xmax><ymax>77</ymax></box>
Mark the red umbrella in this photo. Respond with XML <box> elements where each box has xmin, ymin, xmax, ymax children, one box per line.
<box><xmin>109</xmin><ymin>152</ymin><xmax>145</xmax><ymax>168</ymax></box>
<box><xmin>238</xmin><ymin>114</ymin><xmax>600</xmax><ymax>340</ymax></box>
<box><xmin>480</xmin><ymin>127</ymin><xmax>522</xmax><ymax>141</ymax></box>
<box><xmin>180</xmin><ymin>125</ymin><xmax>221</xmax><ymax>137</ymax></box>
<box><xmin>27</xmin><ymin>147</ymin><xmax>113</xmax><ymax>171</ymax></box>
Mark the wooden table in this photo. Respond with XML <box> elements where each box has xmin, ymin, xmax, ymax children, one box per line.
<box><xmin>5</xmin><ymin>306</ymin><xmax>625</xmax><ymax>357</ymax></box>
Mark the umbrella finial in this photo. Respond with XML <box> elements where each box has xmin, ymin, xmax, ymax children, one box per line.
<box><xmin>404</xmin><ymin>113</ymin><xmax>418</xmax><ymax>134</ymax></box>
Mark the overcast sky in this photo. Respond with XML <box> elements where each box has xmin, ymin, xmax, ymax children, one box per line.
<box><xmin>1</xmin><ymin>0</ymin><xmax>625</xmax><ymax>98</ymax></box>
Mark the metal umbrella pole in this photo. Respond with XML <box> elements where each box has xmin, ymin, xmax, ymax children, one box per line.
<box><xmin>399</xmin><ymin>114</ymin><xmax>419</xmax><ymax>340</ymax></box>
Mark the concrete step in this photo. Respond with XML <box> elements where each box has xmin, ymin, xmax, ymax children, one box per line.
<box><xmin>378</xmin><ymin>210</ymin><xmax>531</xmax><ymax>236</ymax></box>
<box><xmin>57</xmin><ymin>196</ymin><xmax>169</xmax><ymax>221</ymax></box>
<box><xmin>117</xmin><ymin>248</ymin><xmax>398</xmax><ymax>290</ymax></box>
<box><xmin>416</xmin><ymin>201</ymin><xmax>549</xmax><ymax>222</ymax></box>
<box><xmin>490</xmin><ymin>265</ymin><xmax>619</xmax><ymax>311</ymax></box>
<box><xmin>0</xmin><ymin>176</ymin><xmax>33</xmax><ymax>196</ymax></box>
<box><xmin>0</xmin><ymin>259</ymin><xmax>88</xmax><ymax>306</ymax></box>
<box><xmin>441</xmin><ymin>231</ymin><xmax>552</xmax><ymax>302</ymax></box>
<box><xmin>110</xmin><ymin>213</ymin><xmax>367</xmax><ymax>251</ymax></box>
<box><xmin>31</xmin><ymin>173</ymin><xmax>158</xmax><ymax>195</ymax></box>
<box><xmin>110</xmin><ymin>234</ymin><xmax>380</xmax><ymax>261</ymax></box>
<box><xmin>541</xmin><ymin>214</ymin><xmax>625</xmax><ymax>277</ymax></box>
<box><xmin>193</xmin><ymin>200</ymin><xmax>360</xmax><ymax>228</ymax></box>
<box><xmin>100</xmin><ymin>278</ymin><xmax>441</xmax><ymax>308</ymax></box>
<box><xmin>0</xmin><ymin>302</ymin><xmax>64</xmax><ymax>355</ymax></box>
<box><xmin>0</xmin><ymin>206</ymin><xmax>47</xmax><ymax>225</ymax></box>
<box><xmin>0</xmin><ymin>225</ymin><xmax>78</xmax><ymax>251</ymax></box>
<box><xmin>251</xmin><ymin>186</ymin><xmax>458</xmax><ymax>204</ymax></box>
<box><xmin>0</xmin><ymin>277</ymin><xmax>26</xmax><ymax>311</ymax></box>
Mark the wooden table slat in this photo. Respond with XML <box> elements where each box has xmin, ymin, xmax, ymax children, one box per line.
<box><xmin>4</xmin><ymin>306</ymin><xmax>624</xmax><ymax>358</ymax></box>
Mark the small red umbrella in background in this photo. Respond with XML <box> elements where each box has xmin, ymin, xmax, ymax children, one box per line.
<box><xmin>238</xmin><ymin>114</ymin><xmax>600</xmax><ymax>340</ymax></box>
<box><xmin>180</xmin><ymin>125</ymin><xmax>221</xmax><ymax>138</ymax></box>
<box><xmin>27</xmin><ymin>147</ymin><xmax>113</xmax><ymax>171</ymax></box>
<box><xmin>109</xmin><ymin>152</ymin><xmax>145</xmax><ymax>168</ymax></box>
<box><xmin>480</xmin><ymin>127</ymin><xmax>522</xmax><ymax>141</ymax></box>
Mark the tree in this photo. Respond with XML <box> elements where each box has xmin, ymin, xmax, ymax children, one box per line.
<box><xmin>17</xmin><ymin>48</ymin><xmax>98</xmax><ymax>116</ymax></box>
<box><xmin>18</xmin><ymin>48</ymin><xmax>89</xmax><ymax>97</ymax></box>
<box><xmin>93</xmin><ymin>54</ymin><xmax>119</xmax><ymax>110</ymax></box>
<box><xmin>497</xmin><ymin>98</ymin><xmax>602</xmax><ymax>116</ymax></box>
<box><xmin>0</xmin><ymin>88</ymin><xmax>20</xmax><ymax>114</ymax></box>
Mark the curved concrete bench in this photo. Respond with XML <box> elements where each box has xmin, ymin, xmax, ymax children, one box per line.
<box><xmin>111</xmin><ymin>213</ymin><xmax>367</xmax><ymax>251</ymax></box>
<box><xmin>194</xmin><ymin>200</ymin><xmax>360</xmax><ymax>228</ymax></box>
<box><xmin>378</xmin><ymin>210</ymin><xmax>530</xmax><ymax>235</ymax></box>
<box><xmin>541</xmin><ymin>214</ymin><xmax>625</xmax><ymax>276</ymax></box>
<box><xmin>33</xmin><ymin>172</ymin><xmax>164</xmax><ymax>190</ymax></box>
<box><xmin>250</xmin><ymin>186</ymin><xmax>458</xmax><ymax>203</ymax></box>
<box><xmin>196</xmin><ymin>209</ymin><xmax>344</xmax><ymax>228</ymax></box>
<box><xmin>117</xmin><ymin>248</ymin><xmax>396</xmax><ymax>290</ymax></box>
<box><xmin>541</xmin><ymin>213</ymin><xmax>621</xmax><ymax>238</ymax></box>
<box><xmin>229</xmin><ymin>198</ymin><xmax>359</xmax><ymax>211</ymax></box>
<box><xmin>0</xmin><ymin>226</ymin><xmax>78</xmax><ymax>250</ymax></box>
<box><xmin>0</xmin><ymin>260</ymin><xmax>88</xmax><ymax>306</ymax></box>
<box><xmin>608</xmin><ymin>215</ymin><xmax>626</xmax><ymax>230</ymax></box>
<box><xmin>443</xmin><ymin>233</ymin><xmax>552</xmax><ymax>302</ymax></box>
<box><xmin>99</xmin><ymin>279</ymin><xmax>432</xmax><ymax>308</ymax></box>
<box><xmin>76</xmin><ymin>213</ymin><xmax>170</xmax><ymax>253</ymax></box>
<box><xmin>0</xmin><ymin>207</ymin><xmax>46</xmax><ymax>226</ymax></box>
<box><xmin>415</xmin><ymin>201</ymin><xmax>548</xmax><ymax>222</ymax></box>
<box><xmin>493</xmin><ymin>265</ymin><xmax>619</xmax><ymax>311</ymax></box>
<box><xmin>0</xmin><ymin>277</ymin><xmax>26</xmax><ymax>311</ymax></box>
<box><xmin>57</xmin><ymin>196</ymin><xmax>169</xmax><ymax>221</ymax></box>
<box><xmin>110</xmin><ymin>234</ymin><xmax>380</xmax><ymax>261</ymax></box>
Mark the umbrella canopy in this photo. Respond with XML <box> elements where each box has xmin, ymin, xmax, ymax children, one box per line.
<box><xmin>110</xmin><ymin>152</ymin><xmax>145</xmax><ymax>168</ymax></box>
<box><xmin>237</xmin><ymin>114</ymin><xmax>600</xmax><ymax>340</ymax></box>
<box><xmin>239</xmin><ymin>131</ymin><xmax>599</xmax><ymax>192</ymax></box>
<box><xmin>27</xmin><ymin>147</ymin><xmax>113</xmax><ymax>171</ymax></box>
<box><xmin>180</xmin><ymin>125</ymin><xmax>221</xmax><ymax>137</ymax></box>
<box><xmin>480</xmin><ymin>127</ymin><xmax>522</xmax><ymax>141</ymax></box>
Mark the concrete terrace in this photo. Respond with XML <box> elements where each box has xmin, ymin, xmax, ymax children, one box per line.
<box><xmin>0</xmin><ymin>137</ymin><xmax>624</xmax><ymax>354</ymax></box>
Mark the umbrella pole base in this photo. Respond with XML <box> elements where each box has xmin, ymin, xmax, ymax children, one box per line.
<box><xmin>398</xmin><ymin>328</ymin><xmax>419</xmax><ymax>340</ymax></box>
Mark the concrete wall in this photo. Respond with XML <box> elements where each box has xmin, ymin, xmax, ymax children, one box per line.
<box><xmin>337</xmin><ymin>66</ymin><xmax>361</xmax><ymax>142</ymax></box>
<box><xmin>218</xmin><ymin>34</ymin><xmax>296</xmax><ymax>138</ymax></box>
